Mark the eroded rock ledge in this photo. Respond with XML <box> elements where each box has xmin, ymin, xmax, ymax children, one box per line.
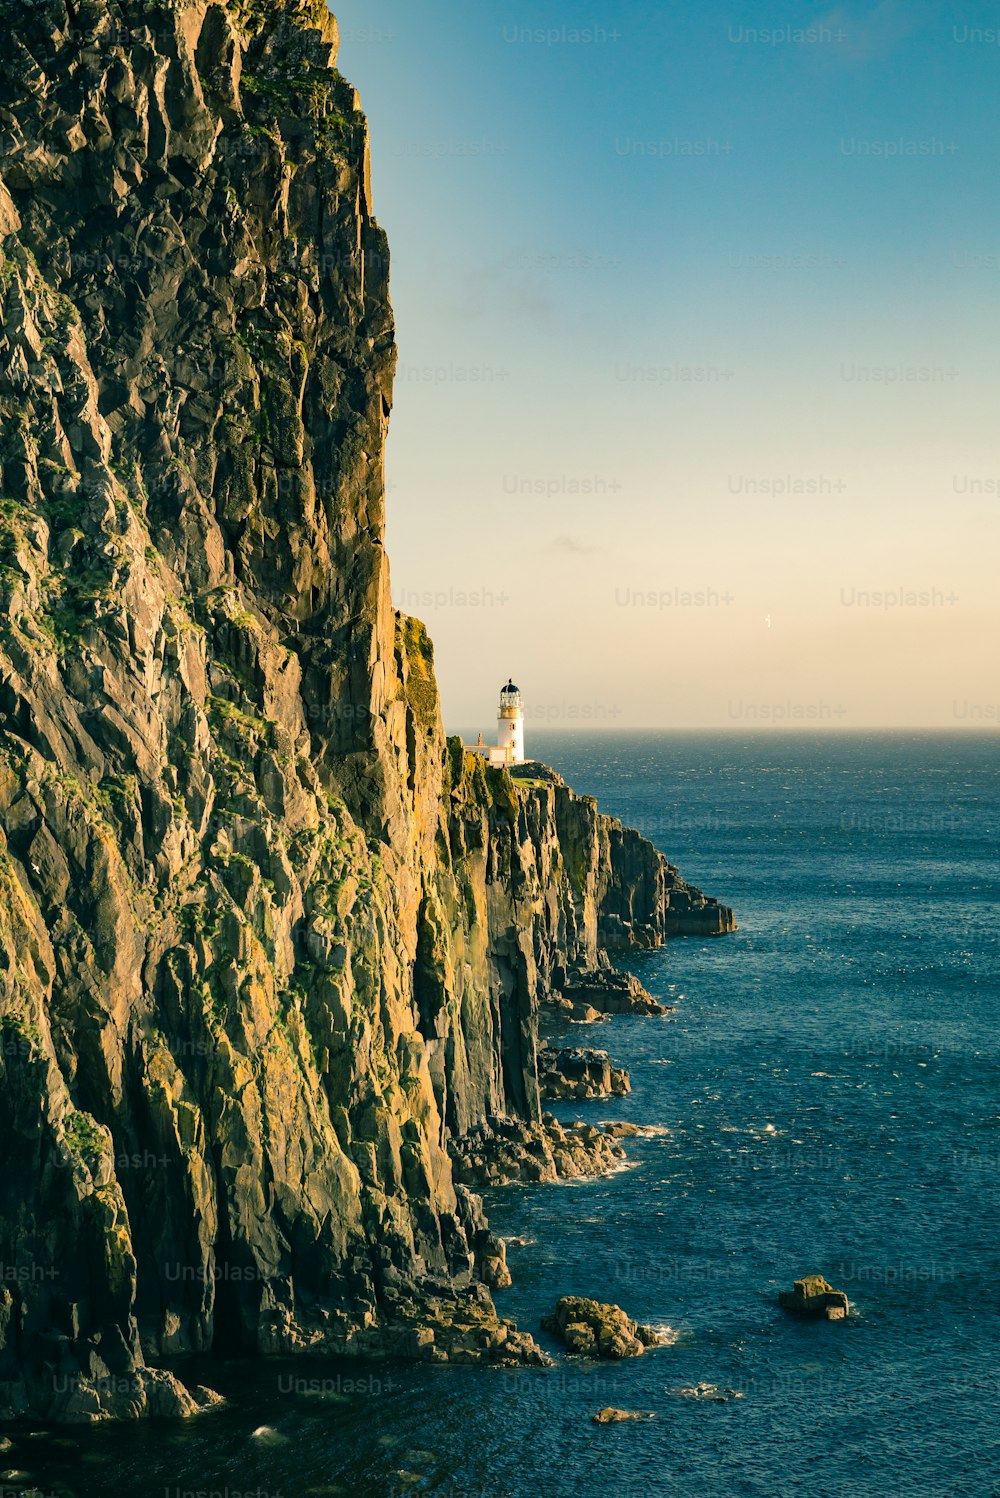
<box><xmin>550</xmin><ymin>966</ymin><xmax>672</xmax><ymax>1021</ymax></box>
<box><xmin>0</xmin><ymin>0</ymin><xmax>734</xmax><ymax>1422</ymax></box>
<box><xmin>538</xmin><ymin>1044</ymin><xmax>631</xmax><ymax>1100</ymax></box>
<box><xmin>449</xmin><ymin>1115</ymin><xmax>627</xmax><ymax>1188</ymax></box>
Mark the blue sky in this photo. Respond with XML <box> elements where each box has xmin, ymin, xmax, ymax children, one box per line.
<box><xmin>329</xmin><ymin>0</ymin><xmax>999</xmax><ymax>731</ymax></box>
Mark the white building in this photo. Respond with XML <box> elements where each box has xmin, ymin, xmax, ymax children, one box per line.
<box><xmin>467</xmin><ymin>679</ymin><xmax>526</xmax><ymax>767</ymax></box>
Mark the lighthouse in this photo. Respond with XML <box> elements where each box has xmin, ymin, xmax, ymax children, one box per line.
<box><xmin>465</xmin><ymin>678</ymin><xmax>527</xmax><ymax>767</ymax></box>
<box><xmin>497</xmin><ymin>678</ymin><xmax>525</xmax><ymax>764</ymax></box>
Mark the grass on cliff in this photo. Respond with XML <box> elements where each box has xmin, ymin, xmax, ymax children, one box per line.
<box><xmin>63</xmin><ymin>1110</ymin><xmax>106</xmax><ymax>1159</ymax></box>
<box><xmin>0</xmin><ymin>492</ymin><xmax>120</xmax><ymax>652</ymax></box>
<box><xmin>208</xmin><ymin>692</ymin><xmax>275</xmax><ymax>747</ymax></box>
<box><xmin>508</xmin><ymin>773</ymin><xmax>549</xmax><ymax>790</ymax></box>
<box><xmin>0</xmin><ymin>497</ymin><xmax>29</xmax><ymax>582</ymax></box>
<box><xmin>239</xmin><ymin>57</ymin><xmax>362</xmax><ymax>161</ymax></box>
<box><xmin>39</xmin><ymin>568</ymin><xmax>114</xmax><ymax>651</ymax></box>
<box><xmin>226</xmin><ymin>0</ymin><xmax>332</xmax><ymax>40</ymax></box>
<box><xmin>0</xmin><ymin>1009</ymin><xmax>43</xmax><ymax>1054</ymax></box>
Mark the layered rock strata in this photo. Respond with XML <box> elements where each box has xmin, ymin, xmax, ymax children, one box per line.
<box><xmin>0</xmin><ymin>0</ymin><xmax>733</xmax><ymax>1421</ymax></box>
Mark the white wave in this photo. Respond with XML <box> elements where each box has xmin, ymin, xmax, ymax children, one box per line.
<box><xmin>250</xmin><ymin>1425</ymin><xmax>288</xmax><ymax>1444</ymax></box>
<box><xmin>644</xmin><ymin>1322</ymin><xmax>688</xmax><ymax>1346</ymax></box>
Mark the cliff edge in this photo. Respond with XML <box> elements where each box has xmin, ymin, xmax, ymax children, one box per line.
<box><xmin>0</xmin><ymin>0</ymin><xmax>734</xmax><ymax>1421</ymax></box>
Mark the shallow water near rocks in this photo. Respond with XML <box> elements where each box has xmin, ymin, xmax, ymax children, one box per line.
<box><xmin>7</xmin><ymin>731</ymin><xmax>998</xmax><ymax>1498</ymax></box>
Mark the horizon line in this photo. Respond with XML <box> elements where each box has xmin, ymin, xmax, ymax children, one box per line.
<box><xmin>446</xmin><ymin>724</ymin><xmax>1000</xmax><ymax>735</ymax></box>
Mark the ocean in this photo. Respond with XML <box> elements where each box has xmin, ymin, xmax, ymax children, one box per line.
<box><xmin>9</xmin><ymin>731</ymin><xmax>999</xmax><ymax>1498</ymax></box>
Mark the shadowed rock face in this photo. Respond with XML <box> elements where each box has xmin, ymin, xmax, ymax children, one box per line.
<box><xmin>0</xmin><ymin>0</ymin><xmax>734</xmax><ymax>1422</ymax></box>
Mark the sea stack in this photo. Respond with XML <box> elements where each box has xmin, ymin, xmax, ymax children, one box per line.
<box><xmin>779</xmin><ymin>1276</ymin><xmax>851</xmax><ymax>1320</ymax></box>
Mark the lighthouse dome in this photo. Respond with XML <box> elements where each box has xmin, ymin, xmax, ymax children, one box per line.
<box><xmin>502</xmin><ymin>678</ymin><xmax>519</xmax><ymax>695</ymax></box>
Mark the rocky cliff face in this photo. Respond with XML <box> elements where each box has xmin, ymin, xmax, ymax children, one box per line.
<box><xmin>0</xmin><ymin>0</ymin><xmax>734</xmax><ymax>1422</ymax></box>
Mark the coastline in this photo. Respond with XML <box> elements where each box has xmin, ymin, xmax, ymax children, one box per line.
<box><xmin>0</xmin><ymin>0</ymin><xmax>741</xmax><ymax>1427</ymax></box>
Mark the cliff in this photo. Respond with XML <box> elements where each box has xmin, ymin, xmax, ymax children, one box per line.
<box><xmin>0</xmin><ymin>0</ymin><xmax>734</xmax><ymax>1422</ymax></box>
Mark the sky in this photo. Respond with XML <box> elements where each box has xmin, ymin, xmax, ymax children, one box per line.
<box><xmin>329</xmin><ymin>0</ymin><xmax>999</xmax><ymax>733</ymax></box>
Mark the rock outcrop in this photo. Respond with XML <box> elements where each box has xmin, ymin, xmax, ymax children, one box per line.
<box><xmin>550</xmin><ymin>967</ymin><xmax>671</xmax><ymax>1021</ymax></box>
<box><xmin>541</xmin><ymin>1297</ymin><xmax>662</xmax><ymax>1359</ymax></box>
<box><xmin>0</xmin><ymin>0</ymin><xmax>733</xmax><ymax>1422</ymax></box>
<box><xmin>778</xmin><ymin>1276</ymin><xmax>850</xmax><ymax>1320</ymax></box>
<box><xmin>537</xmin><ymin>1044</ymin><xmax>630</xmax><ymax>1100</ymax></box>
<box><xmin>449</xmin><ymin>1114</ymin><xmax>627</xmax><ymax>1187</ymax></box>
<box><xmin>601</xmin><ymin>1121</ymin><xmax>667</xmax><ymax>1139</ymax></box>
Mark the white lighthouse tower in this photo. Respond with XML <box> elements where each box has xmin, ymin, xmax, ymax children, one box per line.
<box><xmin>497</xmin><ymin>678</ymin><xmax>525</xmax><ymax>764</ymax></box>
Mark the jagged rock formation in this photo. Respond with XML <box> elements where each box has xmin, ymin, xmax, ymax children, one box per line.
<box><xmin>537</xmin><ymin>1044</ymin><xmax>630</xmax><ymax>1100</ymax></box>
<box><xmin>0</xmin><ymin>0</ymin><xmax>734</xmax><ymax>1422</ymax></box>
<box><xmin>449</xmin><ymin>1113</ymin><xmax>627</xmax><ymax>1187</ymax></box>
<box><xmin>541</xmin><ymin>1296</ymin><xmax>661</xmax><ymax>1359</ymax></box>
<box><xmin>550</xmin><ymin>967</ymin><xmax>672</xmax><ymax>1021</ymax></box>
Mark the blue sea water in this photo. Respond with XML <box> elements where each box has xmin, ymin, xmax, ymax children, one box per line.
<box><xmin>8</xmin><ymin>732</ymin><xmax>999</xmax><ymax>1498</ymax></box>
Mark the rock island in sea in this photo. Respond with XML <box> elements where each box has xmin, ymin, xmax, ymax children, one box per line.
<box><xmin>0</xmin><ymin>0</ymin><xmax>734</xmax><ymax>1422</ymax></box>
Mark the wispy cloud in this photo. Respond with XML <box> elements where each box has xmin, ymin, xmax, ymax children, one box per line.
<box><xmin>547</xmin><ymin>534</ymin><xmax>602</xmax><ymax>556</ymax></box>
<box><xmin>444</xmin><ymin>258</ymin><xmax>556</xmax><ymax>324</ymax></box>
<box><xmin>819</xmin><ymin>1</ymin><xmax>930</xmax><ymax>63</ymax></box>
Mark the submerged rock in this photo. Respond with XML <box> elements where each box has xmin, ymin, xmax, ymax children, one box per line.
<box><xmin>592</xmin><ymin>1407</ymin><xmax>656</xmax><ymax>1424</ymax></box>
<box><xmin>667</xmin><ymin>1383</ymin><xmax>745</xmax><ymax>1404</ymax></box>
<box><xmin>601</xmin><ymin>1121</ymin><xmax>667</xmax><ymax>1139</ymax></box>
<box><xmin>542</xmin><ymin>1297</ymin><xmax>661</xmax><ymax>1359</ymax></box>
<box><xmin>778</xmin><ymin>1275</ymin><xmax>850</xmax><ymax>1320</ymax></box>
